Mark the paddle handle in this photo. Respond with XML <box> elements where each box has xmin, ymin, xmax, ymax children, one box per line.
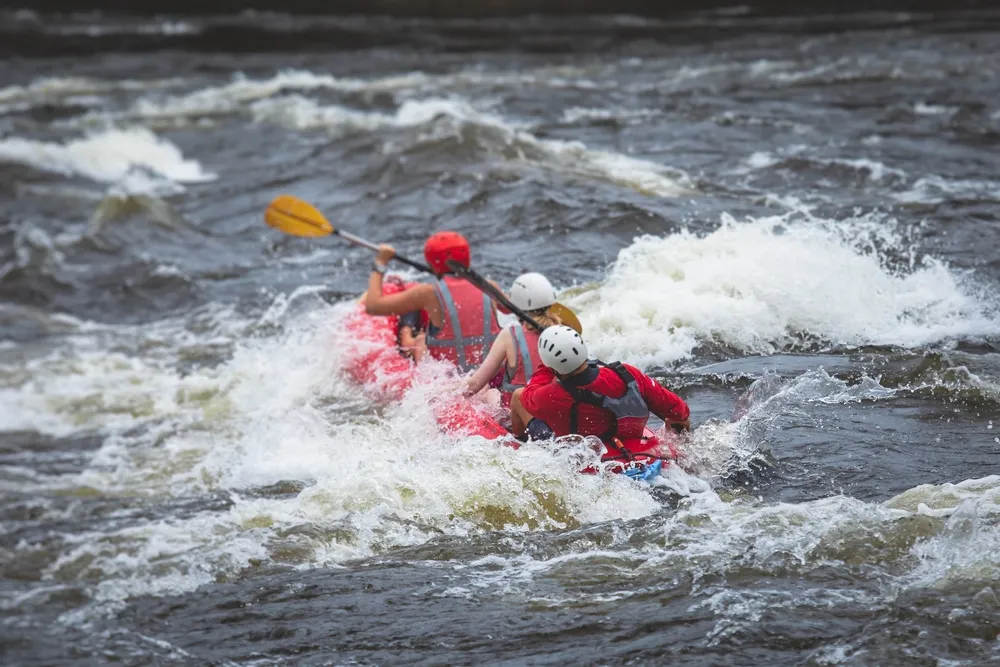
<box><xmin>336</xmin><ymin>229</ymin><xmax>434</xmax><ymax>274</ymax></box>
<box><xmin>446</xmin><ymin>260</ymin><xmax>543</xmax><ymax>330</ymax></box>
<box><xmin>336</xmin><ymin>229</ymin><xmax>380</xmax><ymax>252</ymax></box>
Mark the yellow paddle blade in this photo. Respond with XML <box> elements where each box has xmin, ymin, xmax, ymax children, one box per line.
<box><xmin>264</xmin><ymin>195</ymin><xmax>334</xmax><ymax>238</ymax></box>
<box><xmin>550</xmin><ymin>302</ymin><xmax>583</xmax><ymax>334</ymax></box>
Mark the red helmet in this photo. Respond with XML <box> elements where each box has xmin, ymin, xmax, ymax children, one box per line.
<box><xmin>424</xmin><ymin>231</ymin><xmax>470</xmax><ymax>275</ymax></box>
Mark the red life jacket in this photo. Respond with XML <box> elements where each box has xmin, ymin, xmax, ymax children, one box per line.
<box><xmin>557</xmin><ymin>361</ymin><xmax>651</xmax><ymax>458</ymax></box>
<box><xmin>501</xmin><ymin>324</ymin><xmax>541</xmax><ymax>394</ymax></box>
<box><xmin>425</xmin><ymin>275</ymin><xmax>500</xmax><ymax>372</ymax></box>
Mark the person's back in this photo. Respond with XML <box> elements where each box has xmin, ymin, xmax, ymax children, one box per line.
<box><xmin>465</xmin><ymin>272</ymin><xmax>563</xmax><ymax>406</ymax></box>
<box><xmin>500</xmin><ymin>324</ymin><xmax>541</xmax><ymax>397</ymax></box>
<box><xmin>364</xmin><ymin>231</ymin><xmax>500</xmax><ymax>373</ymax></box>
<box><xmin>425</xmin><ymin>273</ymin><xmax>500</xmax><ymax>372</ymax></box>
<box><xmin>513</xmin><ymin>326</ymin><xmax>689</xmax><ymax>456</ymax></box>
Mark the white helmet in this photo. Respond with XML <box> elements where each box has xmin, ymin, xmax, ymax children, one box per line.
<box><xmin>508</xmin><ymin>272</ymin><xmax>556</xmax><ymax>312</ymax></box>
<box><xmin>538</xmin><ymin>325</ymin><xmax>588</xmax><ymax>372</ymax></box>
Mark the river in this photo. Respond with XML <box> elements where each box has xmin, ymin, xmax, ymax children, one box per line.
<box><xmin>2</xmin><ymin>7</ymin><xmax>1000</xmax><ymax>666</ymax></box>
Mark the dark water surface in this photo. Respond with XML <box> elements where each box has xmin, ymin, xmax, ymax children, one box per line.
<box><xmin>2</xmin><ymin>8</ymin><xmax>1000</xmax><ymax>666</ymax></box>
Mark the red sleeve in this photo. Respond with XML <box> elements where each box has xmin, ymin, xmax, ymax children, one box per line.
<box><xmin>519</xmin><ymin>365</ymin><xmax>572</xmax><ymax>417</ymax></box>
<box><xmin>624</xmin><ymin>364</ymin><xmax>689</xmax><ymax>422</ymax></box>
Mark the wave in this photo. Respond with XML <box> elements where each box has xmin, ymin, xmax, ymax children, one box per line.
<box><xmin>0</xmin><ymin>296</ymin><xmax>669</xmax><ymax>612</ymax></box>
<box><xmin>567</xmin><ymin>212</ymin><xmax>999</xmax><ymax>366</ymax></box>
<box><xmin>252</xmin><ymin>95</ymin><xmax>692</xmax><ymax>196</ymax></box>
<box><xmin>2</xmin><ymin>286</ymin><xmax>999</xmax><ymax>625</ymax></box>
<box><xmin>894</xmin><ymin>175</ymin><xmax>1000</xmax><ymax>205</ymax></box>
<box><xmin>0</xmin><ymin>76</ymin><xmax>184</xmax><ymax>115</ymax></box>
<box><xmin>0</xmin><ymin>128</ymin><xmax>215</xmax><ymax>195</ymax></box>
<box><xmin>69</xmin><ymin>66</ymin><xmax>604</xmax><ymax>126</ymax></box>
<box><xmin>740</xmin><ymin>150</ymin><xmax>907</xmax><ymax>185</ymax></box>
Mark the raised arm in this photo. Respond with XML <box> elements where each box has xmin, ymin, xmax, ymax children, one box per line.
<box><xmin>365</xmin><ymin>279</ymin><xmax>435</xmax><ymax>317</ymax></box>
<box><xmin>364</xmin><ymin>245</ymin><xmax>440</xmax><ymax>322</ymax></box>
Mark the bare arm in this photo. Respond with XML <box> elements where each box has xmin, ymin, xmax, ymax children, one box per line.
<box><xmin>465</xmin><ymin>328</ymin><xmax>511</xmax><ymax>395</ymax></box>
<box><xmin>365</xmin><ymin>277</ymin><xmax>435</xmax><ymax>317</ymax></box>
<box><xmin>364</xmin><ymin>244</ymin><xmax>441</xmax><ymax>323</ymax></box>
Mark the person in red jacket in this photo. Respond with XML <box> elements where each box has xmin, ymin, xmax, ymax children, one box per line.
<box><xmin>511</xmin><ymin>326</ymin><xmax>690</xmax><ymax>460</ymax></box>
<box><xmin>365</xmin><ymin>232</ymin><xmax>501</xmax><ymax>373</ymax></box>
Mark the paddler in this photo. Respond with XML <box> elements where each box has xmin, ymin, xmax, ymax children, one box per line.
<box><xmin>365</xmin><ymin>232</ymin><xmax>501</xmax><ymax>372</ymax></box>
<box><xmin>510</xmin><ymin>326</ymin><xmax>690</xmax><ymax>461</ymax></box>
<box><xmin>463</xmin><ymin>272</ymin><xmax>563</xmax><ymax>407</ymax></box>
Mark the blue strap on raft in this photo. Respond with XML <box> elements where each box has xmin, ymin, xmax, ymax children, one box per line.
<box><xmin>623</xmin><ymin>459</ymin><xmax>663</xmax><ymax>482</ymax></box>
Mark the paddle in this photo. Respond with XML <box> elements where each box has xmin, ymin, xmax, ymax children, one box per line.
<box><xmin>264</xmin><ymin>195</ymin><xmax>433</xmax><ymax>274</ymax></box>
<box><xmin>445</xmin><ymin>261</ymin><xmax>584</xmax><ymax>335</ymax></box>
<box><xmin>264</xmin><ymin>194</ymin><xmax>583</xmax><ymax>334</ymax></box>
<box><xmin>445</xmin><ymin>260</ymin><xmax>543</xmax><ymax>330</ymax></box>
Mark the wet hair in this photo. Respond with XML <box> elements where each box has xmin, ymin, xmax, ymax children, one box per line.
<box><xmin>522</xmin><ymin>307</ymin><xmax>561</xmax><ymax>332</ymax></box>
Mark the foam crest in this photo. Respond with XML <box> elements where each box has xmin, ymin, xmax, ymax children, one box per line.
<box><xmin>252</xmin><ymin>95</ymin><xmax>691</xmax><ymax>197</ymax></box>
<box><xmin>894</xmin><ymin>175</ymin><xmax>1000</xmax><ymax>204</ymax></box>
<box><xmin>569</xmin><ymin>213</ymin><xmax>998</xmax><ymax>366</ymax></box>
<box><xmin>0</xmin><ymin>76</ymin><xmax>183</xmax><ymax>110</ymax></box>
<box><xmin>110</xmin><ymin>66</ymin><xmax>603</xmax><ymax>123</ymax></box>
<box><xmin>0</xmin><ymin>128</ymin><xmax>215</xmax><ymax>194</ymax></box>
<box><xmin>885</xmin><ymin>477</ymin><xmax>1000</xmax><ymax>590</ymax></box>
<box><xmin>455</xmin><ymin>475</ymin><xmax>1000</xmax><ymax>624</ymax></box>
<box><xmin>739</xmin><ymin>150</ymin><xmax>906</xmax><ymax>184</ymax></box>
<box><xmin>131</xmin><ymin>70</ymin><xmax>350</xmax><ymax>120</ymax></box>
<box><xmin>250</xmin><ymin>95</ymin><xmax>390</xmax><ymax>134</ymax></box>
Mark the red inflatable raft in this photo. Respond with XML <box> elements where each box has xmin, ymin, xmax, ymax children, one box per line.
<box><xmin>339</xmin><ymin>278</ymin><xmax>680</xmax><ymax>472</ymax></box>
<box><xmin>341</xmin><ymin>278</ymin><xmax>510</xmax><ymax>440</ymax></box>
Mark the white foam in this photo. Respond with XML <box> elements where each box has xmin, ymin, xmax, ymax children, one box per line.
<box><xmin>449</xmin><ymin>475</ymin><xmax>1000</xmax><ymax>623</ymax></box>
<box><xmin>894</xmin><ymin>175</ymin><xmax>1000</xmax><ymax>204</ymax></box>
<box><xmin>0</xmin><ymin>128</ymin><xmax>215</xmax><ymax>194</ymax></box>
<box><xmin>739</xmin><ymin>150</ymin><xmax>905</xmax><ymax>183</ymax></box>
<box><xmin>830</xmin><ymin>157</ymin><xmax>906</xmax><ymax>183</ymax></box>
<box><xmin>0</xmin><ymin>76</ymin><xmax>185</xmax><ymax>114</ymax></box>
<box><xmin>914</xmin><ymin>101</ymin><xmax>958</xmax><ymax>116</ymax></box>
<box><xmin>560</xmin><ymin>106</ymin><xmax>658</xmax><ymax>124</ymax></box>
<box><xmin>568</xmin><ymin>213</ymin><xmax>999</xmax><ymax>366</ymax></box>
<box><xmin>3</xmin><ymin>297</ymin><xmax>663</xmax><ymax>610</ymax></box>
<box><xmin>116</xmin><ymin>66</ymin><xmax>604</xmax><ymax>123</ymax></box>
<box><xmin>6</xmin><ymin>296</ymin><xmax>1000</xmax><ymax>620</ymax></box>
<box><xmin>249</xmin><ymin>94</ymin><xmax>389</xmax><ymax>134</ymax></box>
<box><xmin>130</xmin><ymin>70</ymin><xmax>353</xmax><ymax>120</ymax></box>
<box><xmin>887</xmin><ymin>477</ymin><xmax>1000</xmax><ymax>590</ymax></box>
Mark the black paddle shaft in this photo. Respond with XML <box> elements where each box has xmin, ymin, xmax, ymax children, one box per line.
<box><xmin>337</xmin><ymin>229</ymin><xmax>434</xmax><ymax>274</ymax></box>
<box><xmin>387</xmin><ymin>252</ymin><xmax>434</xmax><ymax>274</ymax></box>
<box><xmin>445</xmin><ymin>260</ymin><xmax>543</xmax><ymax>330</ymax></box>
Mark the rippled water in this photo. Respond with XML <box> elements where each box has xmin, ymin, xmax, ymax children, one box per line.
<box><xmin>2</xmin><ymin>8</ymin><xmax>1000</xmax><ymax>666</ymax></box>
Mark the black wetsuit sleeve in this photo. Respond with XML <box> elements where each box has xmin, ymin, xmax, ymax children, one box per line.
<box><xmin>398</xmin><ymin>310</ymin><xmax>423</xmax><ymax>333</ymax></box>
